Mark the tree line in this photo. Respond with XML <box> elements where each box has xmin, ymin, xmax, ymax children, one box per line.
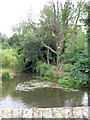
<box><xmin>1</xmin><ymin>0</ymin><xmax>89</xmax><ymax>88</ymax></box>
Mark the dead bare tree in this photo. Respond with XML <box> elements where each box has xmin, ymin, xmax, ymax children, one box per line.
<box><xmin>28</xmin><ymin>0</ymin><xmax>84</xmax><ymax>71</ymax></box>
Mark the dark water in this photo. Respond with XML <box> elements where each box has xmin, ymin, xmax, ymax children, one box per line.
<box><xmin>0</xmin><ymin>73</ymin><xmax>89</xmax><ymax>108</ymax></box>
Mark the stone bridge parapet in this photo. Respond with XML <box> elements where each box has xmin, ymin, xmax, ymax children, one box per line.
<box><xmin>0</xmin><ymin>106</ymin><xmax>89</xmax><ymax>119</ymax></box>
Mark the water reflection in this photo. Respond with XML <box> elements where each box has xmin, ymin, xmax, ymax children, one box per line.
<box><xmin>82</xmin><ymin>92</ymin><xmax>88</xmax><ymax>106</ymax></box>
<box><xmin>0</xmin><ymin>73</ymin><xmax>89</xmax><ymax>108</ymax></box>
<box><xmin>1</xmin><ymin>95</ymin><xmax>29</xmax><ymax>108</ymax></box>
<box><xmin>88</xmin><ymin>91</ymin><xmax>90</xmax><ymax>106</ymax></box>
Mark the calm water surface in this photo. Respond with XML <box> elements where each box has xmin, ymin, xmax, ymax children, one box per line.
<box><xmin>0</xmin><ymin>73</ymin><xmax>89</xmax><ymax>108</ymax></box>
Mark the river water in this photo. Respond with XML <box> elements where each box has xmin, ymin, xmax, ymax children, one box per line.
<box><xmin>0</xmin><ymin>73</ymin><xmax>89</xmax><ymax>108</ymax></box>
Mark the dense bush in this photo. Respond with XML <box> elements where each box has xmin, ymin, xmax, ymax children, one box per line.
<box><xmin>45</xmin><ymin>71</ymin><xmax>55</xmax><ymax>78</ymax></box>
<box><xmin>63</xmin><ymin>64</ymin><xmax>73</xmax><ymax>72</ymax></box>
<box><xmin>2</xmin><ymin>72</ymin><xmax>10</xmax><ymax>80</ymax></box>
<box><xmin>36</xmin><ymin>61</ymin><xmax>57</xmax><ymax>77</ymax></box>
<box><xmin>36</xmin><ymin>61</ymin><xmax>49</xmax><ymax>76</ymax></box>
<box><xmin>58</xmin><ymin>77</ymin><xmax>75</xmax><ymax>87</ymax></box>
<box><xmin>70</xmin><ymin>52</ymin><xmax>89</xmax><ymax>87</ymax></box>
<box><xmin>58</xmin><ymin>75</ymin><xmax>87</xmax><ymax>88</ymax></box>
<box><xmin>58</xmin><ymin>52</ymin><xmax>89</xmax><ymax>88</ymax></box>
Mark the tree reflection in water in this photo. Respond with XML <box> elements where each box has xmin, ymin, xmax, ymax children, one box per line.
<box><xmin>1</xmin><ymin>73</ymin><xmax>89</xmax><ymax>108</ymax></box>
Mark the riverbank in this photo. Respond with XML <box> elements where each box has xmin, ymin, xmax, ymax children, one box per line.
<box><xmin>0</xmin><ymin>68</ymin><xmax>19</xmax><ymax>80</ymax></box>
<box><xmin>36</xmin><ymin>61</ymin><xmax>89</xmax><ymax>88</ymax></box>
<box><xmin>0</xmin><ymin>68</ymin><xmax>18</xmax><ymax>75</ymax></box>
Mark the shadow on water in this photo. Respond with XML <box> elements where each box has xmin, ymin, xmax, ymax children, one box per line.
<box><xmin>0</xmin><ymin>73</ymin><xmax>90</xmax><ymax>108</ymax></box>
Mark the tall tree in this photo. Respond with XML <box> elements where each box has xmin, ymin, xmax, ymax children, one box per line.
<box><xmin>39</xmin><ymin>5</ymin><xmax>56</xmax><ymax>64</ymax></box>
<box><xmin>29</xmin><ymin>0</ymin><xmax>85</xmax><ymax>70</ymax></box>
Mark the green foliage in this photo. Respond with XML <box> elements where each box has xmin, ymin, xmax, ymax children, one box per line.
<box><xmin>40</xmin><ymin>5</ymin><xmax>53</xmax><ymax>29</ymax></box>
<box><xmin>0</xmin><ymin>1</ymin><xmax>88</xmax><ymax>89</ymax></box>
<box><xmin>36</xmin><ymin>61</ymin><xmax>57</xmax><ymax>78</ymax></box>
<box><xmin>41</xmin><ymin>77</ymin><xmax>51</xmax><ymax>81</ymax></box>
<box><xmin>58</xmin><ymin>73</ymin><xmax>82</xmax><ymax>88</ymax></box>
<box><xmin>45</xmin><ymin>71</ymin><xmax>54</xmax><ymax>78</ymax></box>
<box><xmin>2</xmin><ymin>72</ymin><xmax>10</xmax><ymax>80</ymax></box>
<box><xmin>16</xmin><ymin>54</ymin><xmax>25</xmax><ymax>71</ymax></box>
<box><xmin>2</xmin><ymin>49</ymin><xmax>18</xmax><ymax>68</ymax></box>
<box><xmin>58</xmin><ymin>52</ymin><xmax>89</xmax><ymax>88</ymax></box>
<box><xmin>58</xmin><ymin>77</ymin><xmax>75</xmax><ymax>87</ymax></box>
<box><xmin>46</xmin><ymin>72</ymin><xmax>60</xmax><ymax>79</ymax></box>
<box><xmin>2</xmin><ymin>41</ymin><xmax>10</xmax><ymax>49</ymax></box>
<box><xmin>10</xmin><ymin>73</ymin><xmax>17</xmax><ymax>79</ymax></box>
<box><xmin>22</xmin><ymin>29</ymin><xmax>45</xmax><ymax>70</ymax></box>
<box><xmin>58</xmin><ymin>61</ymin><xmax>89</xmax><ymax>88</ymax></box>
<box><xmin>0</xmin><ymin>67</ymin><xmax>9</xmax><ymax>70</ymax></box>
<box><xmin>0</xmin><ymin>33</ymin><xmax>10</xmax><ymax>49</ymax></box>
<box><xmin>58</xmin><ymin>26</ymin><xmax>89</xmax><ymax>88</ymax></box>
<box><xmin>70</xmin><ymin>52</ymin><xmax>89</xmax><ymax>87</ymax></box>
<box><xmin>59</xmin><ymin>28</ymin><xmax>87</xmax><ymax>64</ymax></box>
<box><xmin>39</xmin><ymin>5</ymin><xmax>57</xmax><ymax>63</ymax></box>
<box><xmin>53</xmin><ymin>74</ymin><xmax>60</xmax><ymax>79</ymax></box>
<box><xmin>8</xmin><ymin>33</ymin><xmax>23</xmax><ymax>48</ymax></box>
<box><xmin>2</xmin><ymin>49</ymin><xmax>25</xmax><ymax>71</ymax></box>
<box><xmin>63</xmin><ymin>64</ymin><xmax>73</xmax><ymax>72</ymax></box>
<box><xmin>36</xmin><ymin>61</ymin><xmax>49</xmax><ymax>76</ymax></box>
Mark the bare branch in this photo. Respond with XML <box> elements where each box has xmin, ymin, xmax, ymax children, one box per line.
<box><xmin>52</xmin><ymin>31</ymin><xmax>56</xmax><ymax>38</ymax></box>
<box><xmin>58</xmin><ymin>31</ymin><xmax>63</xmax><ymax>51</ymax></box>
<box><xmin>29</xmin><ymin>21</ymin><xmax>57</xmax><ymax>55</ymax></box>
<box><xmin>53</xmin><ymin>2</ymin><xmax>56</xmax><ymax>25</ymax></box>
<box><xmin>52</xmin><ymin>1</ymin><xmax>57</xmax><ymax>41</ymax></box>
<box><xmin>62</xmin><ymin>22</ymin><xmax>67</xmax><ymax>32</ymax></box>
<box><xmin>56</xmin><ymin>1</ymin><xmax>60</xmax><ymax>42</ymax></box>
<box><xmin>64</xmin><ymin>2</ymin><xmax>82</xmax><ymax>54</ymax></box>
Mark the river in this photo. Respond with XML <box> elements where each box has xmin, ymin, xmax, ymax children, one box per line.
<box><xmin>0</xmin><ymin>73</ymin><xmax>89</xmax><ymax>108</ymax></box>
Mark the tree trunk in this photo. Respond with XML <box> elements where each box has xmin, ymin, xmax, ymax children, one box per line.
<box><xmin>56</xmin><ymin>50</ymin><xmax>64</xmax><ymax>71</ymax></box>
<box><xmin>47</xmin><ymin>48</ymin><xmax>49</xmax><ymax>65</ymax></box>
<box><xmin>56</xmin><ymin>59</ymin><xmax>63</xmax><ymax>71</ymax></box>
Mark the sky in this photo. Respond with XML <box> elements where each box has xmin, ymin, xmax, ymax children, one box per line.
<box><xmin>0</xmin><ymin>0</ymin><xmax>48</xmax><ymax>37</ymax></box>
<box><xmin>0</xmin><ymin>0</ymin><xmax>88</xmax><ymax>37</ymax></box>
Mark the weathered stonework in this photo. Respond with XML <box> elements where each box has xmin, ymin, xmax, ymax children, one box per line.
<box><xmin>33</xmin><ymin>108</ymin><xmax>42</xmax><ymax>118</ymax></box>
<box><xmin>88</xmin><ymin>107</ymin><xmax>90</xmax><ymax>119</ymax></box>
<box><xmin>42</xmin><ymin>108</ymin><xmax>53</xmax><ymax>118</ymax></box>
<box><xmin>22</xmin><ymin>109</ymin><xmax>32</xmax><ymax>118</ymax></box>
<box><xmin>0</xmin><ymin>106</ymin><xmax>89</xmax><ymax>119</ymax></box>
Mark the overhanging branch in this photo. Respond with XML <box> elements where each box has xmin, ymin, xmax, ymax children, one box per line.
<box><xmin>29</xmin><ymin>21</ymin><xmax>57</xmax><ymax>55</ymax></box>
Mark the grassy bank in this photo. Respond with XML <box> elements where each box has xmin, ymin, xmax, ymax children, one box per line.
<box><xmin>1</xmin><ymin>68</ymin><xmax>19</xmax><ymax>80</ymax></box>
<box><xmin>36</xmin><ymin>61</ymin><xmax>89</xmax><ymax>88</ymax></box>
